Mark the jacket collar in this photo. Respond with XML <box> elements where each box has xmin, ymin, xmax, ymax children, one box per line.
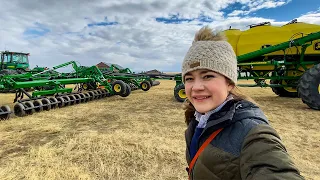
<box><xmin>199</xmin><ymin>99</ymin><xmax>269</xmax><ymax>138</ymax></box>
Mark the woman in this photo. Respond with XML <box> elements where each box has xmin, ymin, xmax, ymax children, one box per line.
<box><xmin>182</xmin><ymin>26</ymin><xmax>304</xmax><ymax>180</ymax></box>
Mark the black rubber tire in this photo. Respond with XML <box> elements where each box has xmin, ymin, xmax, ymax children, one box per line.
<box><xmin>120</xmin><ymin>84</ymin><xmax>131</xmax><ymax>97</ymax></box>
<box><xmin>270</xmin><ymin>80</ymin><xmax>298</xmax><ymax>97</ymax></box>
<box><xmin>0</xmin><ymin>105</ymin><xmax>11</xmax><ymax>120</ymax></box>
<box><xmin>14</xmin><ymin>103</ymin><xmax>26</xmax><ymax>117</ymax></box>
<box><xmin>112</xmin><ymin>80</ymin><xmax>127</xmax><ymax>95</ymax></box>
<box><xmin>297</xmin><ymin>63</ymin><xmax>320</xmax><ymax>110</ymax></box>
<box><xmin>140</xmin><ymin>81</ymin><xmax>151</xmax><ymax>91</ymax></box>
<box><xmin>174</xmin><ymin>84</ymin><xmax>186</xmax><ymax>102</ymax></box>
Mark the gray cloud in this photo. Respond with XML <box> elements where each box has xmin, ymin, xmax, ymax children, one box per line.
<box><xmin>0</xmin><ymin>0</ymin><xmax>319</xmax><ymax>73</ymax></box>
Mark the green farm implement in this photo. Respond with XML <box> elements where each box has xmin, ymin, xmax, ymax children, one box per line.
<box><xmin>173</xmin><ymin>21</ymin><xmax>320</xmax><ymax>110</ymax></box>
<box><xmin>0</xmin><ymin>60</ymin><xmax>156</xmax><ymax>120</ymax></box>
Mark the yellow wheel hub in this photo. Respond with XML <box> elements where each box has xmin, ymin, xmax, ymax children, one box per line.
<box><xmin>114</xmin><ymin>84</ymin><xmax>121</xmax><ymax>93</ymax></box>
<box><xmin>83</xmin><ymin>84</ymin><xmax>88</xmax><ymax>89</ymax></box>
<box><xmin>178</xmin><ymin>89</ymin><xmax>186</xmax><ymax>98</ymax></box>
<box><xmin>318</xmin><ymin>84</ymin><xmax>320</xmax><ymax>94</ymax></box>
<box><xmin>142</xmin><ymin>83</ymin><xmax>147</xmax><ymax>89</ymax></box>
<box><xmin>282</xmin><ymin>80</ymin><xmax>297</xmax><ymax>93</ymax></box>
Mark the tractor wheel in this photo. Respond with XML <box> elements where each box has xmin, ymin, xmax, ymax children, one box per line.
<box><xmin>24</xmin><ymin>101</ymin><xmax>35</xmax><ymax>115</ymax></box>
<box><xmin>140</xmin><ymin>81</ymin><xmax>151</xmax><ymax>91</ymax></box>
<box><xmin>0</xmin><ymin>105</ymin><xmax>11</xmax><ymax>120</ymax></box>
<box><xmin>270</xmin><ymin>80</ymin><xmax>298</xmax><ymax>97</ymax></box>
<box><xmin>14</xmin><ymin>103</ymin><xmax>26</xmax><ymax>117</ymax></box>
<box><xmin>120</xmin><ymin>84</ymin><xmax>131</xmax><ymax>97</ymax></box>
<box><xmin>112</xmin><ymin>80</ymin><xmax>127</xmax><ymax>95</ymax></box>
<box><xmin>297</xmin><ymin>63</ymin><xmax>320</xmax><ymax>110</ymax></box>
<box><xmin>174</xmin><ymin>84</ymin><xmax>186</xmax><ymax>102</ymax></box>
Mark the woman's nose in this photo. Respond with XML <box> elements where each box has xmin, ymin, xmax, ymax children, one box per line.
<box><xmin>192</xmin><ymin>80</ymin><xmax>205</xmax><ymax>91</ymax></box>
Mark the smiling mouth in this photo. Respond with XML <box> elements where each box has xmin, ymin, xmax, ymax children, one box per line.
<box><xmin>193</xmin><ymin>96</ymin><xmax>210</xmax><ymax>100</ymax></box>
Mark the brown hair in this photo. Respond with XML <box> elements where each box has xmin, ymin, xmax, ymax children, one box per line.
<box><xmin>182</xmin><ymin>79</ymin><xmax>257</xmax><ymax>125</ymax></box>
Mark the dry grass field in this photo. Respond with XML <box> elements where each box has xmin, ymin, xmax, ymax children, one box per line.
<box><xmin>0</xmin><ymin>80</ymin><xmax>319</xmax><ymax>180</ymax></box>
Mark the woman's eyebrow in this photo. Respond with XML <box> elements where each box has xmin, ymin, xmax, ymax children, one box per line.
<box><xmin>199</xmin><ymin>70</ymin><xmax>212</xmax><ymax>75</ymax></box>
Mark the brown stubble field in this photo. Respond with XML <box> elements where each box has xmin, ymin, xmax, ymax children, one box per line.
<box><xmin>0</xmin><ymin>80</ymin><xmax>319</xmax><ymax>180</ymax></box>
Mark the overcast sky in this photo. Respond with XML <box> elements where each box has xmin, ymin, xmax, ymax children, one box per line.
<box><xmin>1</xmin><ymin>0</ymin><xmax>320</xmax><ymax>72</ymax></box>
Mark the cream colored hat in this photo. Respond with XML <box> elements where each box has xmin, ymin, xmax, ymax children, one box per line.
<box><xmin>182</xmin><ymin>27</ymin><xmax>238</xmax><ymax>84</ymax></box>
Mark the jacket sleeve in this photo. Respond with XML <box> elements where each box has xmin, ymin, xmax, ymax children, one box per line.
<box><xmin>240</xmin><ymin>124</ymin><xmax>305</xmax><ymax>180</ymax></box>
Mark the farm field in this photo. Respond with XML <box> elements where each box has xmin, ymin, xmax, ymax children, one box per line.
<box><xmin>0</xmin><ymin>80</ymin><xmax>319</xmax><ymax>180</ymax></box>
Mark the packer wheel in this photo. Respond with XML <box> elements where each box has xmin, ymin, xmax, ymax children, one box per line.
<box><xmin>49</xmin><ymin>97</ymin><xmax>59</xmax><ymax>109</ymax></box>
<box><xmin>56</xmin><ymin>96</ymin><xmax>65</xmax><ymax>108</ymax></box>
<box><xmin>62</xmin><ymin>96</ymin><xmax>71</xmax><ymax>106</ymax></box>
<box><xmin>78</xmin><ymin>93</ymin><xmax>86</xmax><ymax>103</ymax></box>
<box><xmin>42</xmin><ymin>98</ymin><xmax>51</xmax><ymax>111</ymax></box>
<box><xmin>33</xmin><ymin>99</ymin><xmax>43</xmax><ymax>112</ymax></box>
<box><xmin>24</xmin><ymin>101</ymin><xmax>35</xmax><ymax>115</ymax></box>
<box><xmin>73</xmin><ymin>94</ymin><xmax>81</xmax><ymax>104</ymax></box>
<box><xmin>14</xmin><ymin>103</ymin><xmax>26</xmax><ymax>117</ymax></box>
<box><xmin>0</xmin><ymin>105</ymin><xmax>11</xmax><ymax>120</ymax></box>
<box><xmin>68</xmin><ymin>95</ymin><xmax>76</xmax><ymax>105</ymax></box>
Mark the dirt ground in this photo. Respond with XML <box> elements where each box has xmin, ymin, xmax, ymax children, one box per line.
<box><xmin>0</xmin><ymin>80</ymin><xmax>319</xmax><ymax>180</ymax></box>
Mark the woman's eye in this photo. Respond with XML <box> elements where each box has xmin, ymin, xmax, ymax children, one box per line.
<box><xmin>185</xmin><ymin>77</ymin><xmax>193</xmax><ymax>81</ymax></box>
<box><xmin>203</xmin><ymin>75</ymin><xmax>215</xmax><ymax>79</ymax></box>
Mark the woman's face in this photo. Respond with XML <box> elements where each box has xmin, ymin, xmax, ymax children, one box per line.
<box><xmin>184</xmin><ymin>69</ymin><xmax>234</xmax><ymax>114</ymax></box>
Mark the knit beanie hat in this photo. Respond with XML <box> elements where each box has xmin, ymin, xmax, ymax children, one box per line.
<box><xmin>182</xmin><ymin>26</ymin><xmax>238</xmax><ymax>84</ymax></box>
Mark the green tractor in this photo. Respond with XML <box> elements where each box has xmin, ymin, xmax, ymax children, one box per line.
<box><xmin>0</xmin><ymin>51</ymin><xmax>47</xmax><ymax>75</ymax></box>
